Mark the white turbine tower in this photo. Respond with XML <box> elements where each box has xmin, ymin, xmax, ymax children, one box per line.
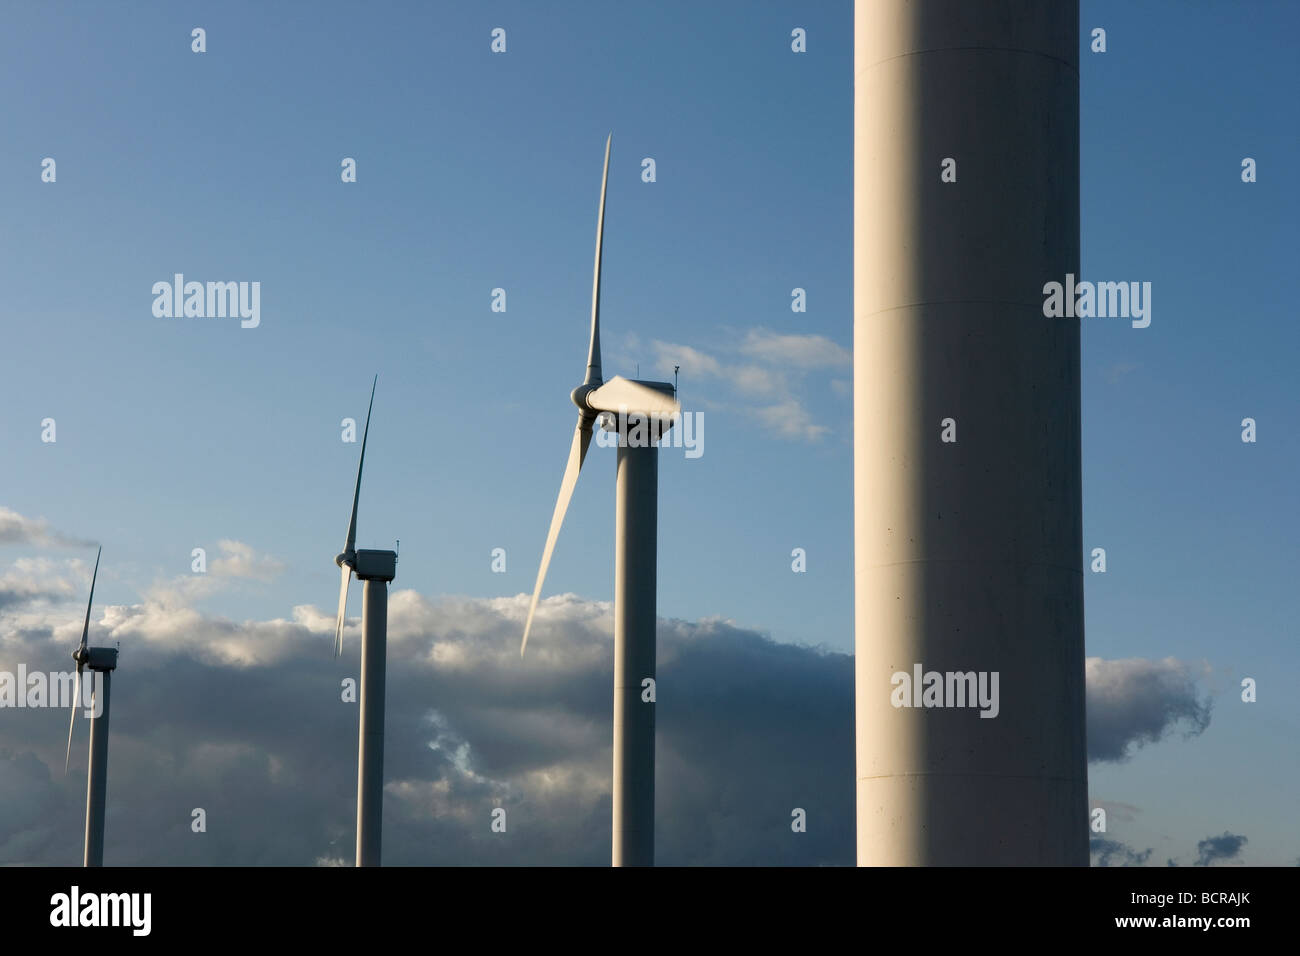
<box><xmin>64</xmin><ymin>545</ymin><xmax>118</xmax><ymax>867</ymax></box>
<box><xmin>853</xmin><ymin>0</ymin><xmax>1087</xmax><ymax>863</ymax></box>
<box><xmin>521</xmin><ymin>134</ymin><xmax>680</xmax><ymax>868</ymax></box>
<box><xmin>333</xmin><ymin>375</ymin><xmax>397</xmax><ymax>867</ymax></box>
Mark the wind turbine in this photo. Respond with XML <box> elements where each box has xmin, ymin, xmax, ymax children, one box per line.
<box><xmin>333</xmin><ymin>375</ymin><xmax>397</xmax><ymax>867</ymax></box>
<box><xmin>64</xmin><ymin>545</ymin><xmax>119</xmax><ymax>867</ymax></box>
<box><xmin>520</xmin><ymin>134</ymin><xmax>680</xmax><ymax>867</ymax></box>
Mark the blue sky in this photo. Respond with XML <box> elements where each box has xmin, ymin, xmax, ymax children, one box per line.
<box><xmin>1</xmin><ymin>1</ymin><xmax>1296</xmax><ymax>865</ymax></box>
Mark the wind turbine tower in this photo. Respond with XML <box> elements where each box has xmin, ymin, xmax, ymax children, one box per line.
<box><xmin>853</xmin><ymin>0</ymin><xmax>1088</xmax><ymax>864</ymax></box>
<box><xmin>333</xmin><ymin>376</ymin><xmax>398</xmax><ymax>867</ymax></box>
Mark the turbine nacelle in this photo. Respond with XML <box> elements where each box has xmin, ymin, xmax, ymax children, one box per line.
<box><xmin>596</xmin><ymin>382</ymin><xmax>680</xmax><ymax>444</ymax></box>
<box><xmin>352</xmin><ymin>549</ymin><xmax>397</xmax><ymax>582</ymax></box>
<box><xmin>75</xmin><ymin>647</ymin><xmax>119</xmax><ymax>673</ymax></box>
<box><xmin>336</xmin><ymin>549</ymin><xmax>394</xmax><ymax>579</ymax></box>
<box><xmin>573</xmin><ymin>376</ymin><xmax>680</xmax><ymax>423</ymax></box>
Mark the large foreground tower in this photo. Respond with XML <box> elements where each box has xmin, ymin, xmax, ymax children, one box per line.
<box><xmin>853</xmin><ymin>0</ymin><xmax>1088</xmax><ymax>864</ymax></box>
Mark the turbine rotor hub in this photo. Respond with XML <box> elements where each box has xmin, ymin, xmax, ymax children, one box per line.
<box><xmin>570</xmin><ymin>382</ymin><xmax>598</xmax><ymax>412</ymax></box>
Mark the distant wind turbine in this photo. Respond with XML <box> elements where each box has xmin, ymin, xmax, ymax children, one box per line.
<box><xmin>64</xmin><ymin>545</ymin><xmax>119</xmax><ymax>867</ymax></box>
<box><xmin>521</xmin><ymin>134</ymin><xmax>680</xmax><ymax>867</ymax></box>
<box><xmin>333</xmin><ymin>375</ymin><xmax>398</xmax><ymax>867</ymax></box>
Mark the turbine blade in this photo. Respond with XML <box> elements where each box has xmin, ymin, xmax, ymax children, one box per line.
<box><xmin>345</xmin><ymin>376</ymin><xmax>377</xmax><ymax>554</ymax></box>
<box><xmin>586</xmin><ymin>376</ymin><xmax>680</xmax><ymax>419</ymax></box>
<box><xmin>79</xmin><ymin>545</ymin><xmax>101</xmax><ymax>653</ymax></box>
<box><xmin>334</xmin><ymin>564</ymin><xmax>352</xmax><ymax>658</ymax></box>
<box><xmin>65</xmin><ymin>663</ymin><xmax>82</xmax><ymax>774</ymax></box>
<box><xmin>585</xmin><ymin>134</ymin><xmax>611</xmax><ymax>386</ymax></box>
<box><xmin>521</xmin><ymin>420</ymin><xmax>593</xmax><ymax>655</ymax></box>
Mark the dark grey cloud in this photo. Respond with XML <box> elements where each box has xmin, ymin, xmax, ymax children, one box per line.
<box><xmin>1164</xmin><ymin>832</ymin><xmax>1250</xmax><ymax>868</ymax></box>
<box><xmin>0</xmin><ymin>588</ymin><xmax>62</xmax><ymax>611</ymax></box>
<box><xmin>0</xmin><ymin>748</ymin><xmax>76</xmax><ymax>862</ymax></box>
<box><xmin>1090</xmin><ymin>837</ymin><xmax>1153</xmax><ymax>867</ymax></box>
<box><xmin>1195</xmin><ymin>832</ymin><xmax>1247</xmax><ymax>867</ymax></box>
<box><xmin>1086</xmin><ymin>657</ymin><xmax>1213</xmax><ymax>762</ymax></box>
<box><xmin>0</xmin><ymin>575</ymin><xmax>1226</xmax><ymax>866</ymax></box>
<box><xmin>1</xmin><ymin>589</ymin><xmax>853</xmax><ymax>865</ymax></box>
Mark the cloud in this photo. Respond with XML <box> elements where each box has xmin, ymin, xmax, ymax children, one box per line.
<box><xmin>729</xmin><ymin>364</ymin><xmax>786</xmax><ymax>399</ymax></box>
<box><xmin>757</xmin><ymin>401</ymin><xmax>830</xmax><ymax>441</ymax></box>
<box><xmin>98</xmin><ymin>542</ymin><xmax>286</xmax><ymax>616</ymax></box>
<box><xmin>1086</xmin><ymin>657</ymin><xmax>1213</xmax><ymax>762</ymax></box>
<box><xmin>0</xmin><ymin>588</ymin><xmax>853</xmax><ymax>865</ymax></box>
<box><xmin>0</xmin><ymin>572</ymin><xmax>1233</xmax><ymax>866</ymax></box>
<box><xmin>209</xmin><ymin>540</ymin><xmax>285</xmax><ymax>579</ymax></box>
<box><xmin>0</xmin><ymin>558</ymin><xmax>90</xmax><ymax>618</ymax></box>
<box><xmin>0</xmin><ymin>748</ymin><xmax>76</xmax><ymax>862</ymax></box>
<box><xmin>649</xmin><ymin>328</ymin><xmax>848</xmax><ymax>443</ymax></box>
<box><xmin>1091</xmin><ymin>838</ymin><xmax>1153</xmax><ymax>867</ymax></box>
<box><xmin>0</xmin><ymin>507</ymin><xmax>96</xmax><ymax>549</ymax></box>
<box><xmin>1090</xmin><ymin>828</ymin><xmax>1251</xmax><ymax>869</ymax></box>
<box><xmin>658</xmin><ymin>343</ymin><xmax>721</xmax><ymax>378</ymax></box>
<box><xmin>738</xmin><ymin>329</ymin><xmax>850</xmax><ymax>370</ymax></box>
<box><xmin>1195</xmin><ymin>832</ymin><xmax>1247</xmax><ymax>867</ymax></box>
<box><xmin>0</xmin><ymin>562</ymin><xmax>78</xmax><ymax>610</ymax></box>
<box><xmin>1156</xmin><ymin>832</ymin><xmax>1249</xmax><ymax>869</ymax></box>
